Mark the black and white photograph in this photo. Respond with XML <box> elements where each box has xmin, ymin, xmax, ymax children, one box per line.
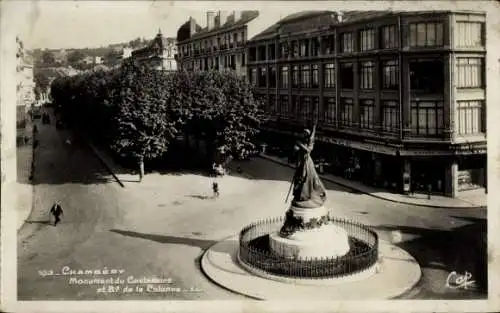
<box><xmin>1</xmin><ymin>1</ymin><xmax>499</xmax><ymax>312</ymax></box>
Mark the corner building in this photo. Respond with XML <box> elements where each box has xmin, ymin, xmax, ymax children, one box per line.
<box><xmin>175</xmin><ymin>11</ymin><xmax>283</xmax><ymax>77</ymax></box>
<box><xmin>131</xmin><ymin>30</ymin><xmax>177</xmax><ymax>72</ymax></box>
<box><xmin>247</xmin><ymin>11</ymin><xmax>486</xmax><ymax>198</ymax></box>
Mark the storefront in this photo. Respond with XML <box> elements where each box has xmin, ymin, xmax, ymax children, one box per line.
<box><xmin>457</xmin><ymin>154</ymin><xmax>486</xmax><ymax>191</ymax></box>
<box><xmin>410</xmin><ymin>157</ymin><xmax>447</xmax><ymax>194</ymax></box>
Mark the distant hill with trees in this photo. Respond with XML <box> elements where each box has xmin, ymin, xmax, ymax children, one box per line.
<box><xmin>31</xmin><ymin>36</ymin><xmax>153</xmax><ymax>99</ymax></box>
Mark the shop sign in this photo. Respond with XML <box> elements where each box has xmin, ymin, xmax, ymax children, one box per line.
<box><xmin>320</xmin><ymin>137</ymin><xmax>397</xmax><ymax>155</ymax></box>
<box><xmin>398</xmin><ymin>150</ymin><xmax>453</xmax><ymax>156</ymax></box>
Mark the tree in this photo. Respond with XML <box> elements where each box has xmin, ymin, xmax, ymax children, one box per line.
<box><xmin>67</xmin><ymin>50</ymin><xmax>86</xmax><ymax>65</ymax></box>
<box><xmin>182</xmin><ymin>70</ymin><xmax>263</xmax><ymax>172</ymax></box>
<box><xmin>109</xmin><ymin>62</ymin><xmax>177</xmax><ymax>181</ymax></box>
<box><xmin>40</xmin><ymin>51</ymin><xmax>56</xmax><ymax>67</ymax></box>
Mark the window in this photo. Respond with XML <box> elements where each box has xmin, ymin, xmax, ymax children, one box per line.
<box><xmin>382</xmin><ymin>101</ymin><xmax>399</xmax><ymax>132</ymax></box>
<box><xmin>281</xmin><ymin>66</ymin><xmax>289</xmax><ymax>88</ymax></box>
<box><xmin>291</xmin><ymin>96</ymin><xmax>299</xmax><ymax>118</ymax></box>
<box><xmin>268</xmin><ymin>44</ymin><xmax>276</xmax><ymax>60</ymax></box>
<box><xmin>380</xmin><ymin>25</ymin><xmax>397</xmax><ymax>49</ymax></box>
<box><xmin>279</xmin><ymin>42</ymin><xmax>289</xmax><ymax>58</ymax></box>
<box><xmin>457</xmin><ymin>58</ymin><xmax>484</xmax><ymax>88</ymax></box>
<box><xmin>322</xmin><ymin>35</ymin><xmax>335</xmax><ymax>55</ymax></box>
<box><xmin>269</xmin><ymin>66</ymin><xmax>277</xmax><ymax>88</ymax></box>
<box><xmin>340</xmin><ymin>63</ymin><xmax>354</xmax><ymax>89</ymax></box>
<box><xmin>409</xmin><ymin>22</ymin><xmax>444</xmax><ymax>47</ymax></box>
<box><xmin>312</xmin><ymin>97</ymin><xmax>319</xmax><ymax>121</ymax></box>
<box><xmin>381</xmin><ymin>60</ymin><xmax>399</xmax><ymax>89</ymax></box>
<box><xmin>456</xmin><ymin>22</ymin><xmax>484</xmax><ymax>47</ymax></box>
<box><xmin>340</xmin><ymin>32</ymin><xmax>354</xmax><ymax>52</ymax></box>
<box><xmin>301</xmin><ymin>65</ymin><xmax>311</xmax><ymax>88</ymax></box>
<box><xmin>324</xmin><ymin>63</ymin><xmax>335</xmax><ymax>88</ymax></box>
<box><xmin>258</xmin><ymin>67</ymin><xmax>267</xmax><ymax>87</ymax></box>
<box><xmin>360</xmin><ymin>29</ymin><xmax>375</xmax><ymax>51</ymax></box>
<box><xmin>323</xmin><ymin>97</ymin><xmax>336</xmax><ymax>123</ymax></box>
<box><xmin>410</xmin><ymin>59</ymin><xmax>444</xmax><ymax>93</ymax></box>
<box><xmin>410</xmin><ymin>101</ymin><xmax>444</xmax><ymax>136</ymax></box>
<box><xmin>300</xmin><ymin>40</ymin><xmax>309</xmax><ymax>57</ymax></box>
<box><xmin>269</xmin><ymin>95</ymin><xmax>277</xmax><ymax>114</ymax></box>
<box><xmin>292</xmin><ymin>65</ymin><xmax>299</xmax><ymax>88</ymax></box>
<box><xmin>249</xmin><ymin>47</ymin><xmax>256</xmax><ymax>62</ymax></box>
<box><xmin>360</xmin><ymin>61</ymin><xmax>375</xmax><ymax>89</ymax></box>
<box><xmin>457</xmin><ymin>100</ymin><xmax>485</xmax><ymax>135</ymax></box>
<box><xmin>340</xmin><ymin>98</ymin><xmax>354</xmax><ymax>127</ymax></box>
<box><xmin>280</xmin><ymin>96</ymin><xmax>289</xmax><ymax>117</ymax></box>
<box><xmin>312</xmin><ymin>64</ymin><xmax>319</xmax><ymax>88</ymax></box>
<box><xmin>241</xmin><ymin>53</ymin><xmax>246</xmax><ymax>66</ymax></box>
<box><xmin>291</xmin><ymin>41</ymin><xmax>299</xmax><ymax>57</ymax></box>
<box><xmin>359</xmin><ymin>99</ymin><xmax>375</xmax><ymax>129</ymax></box>
<box><xmin>230</xmin><ymin>54</ymin><xmax>236</xmax><ymax>69</ymax></box>
<box><xmin>258</xmin><ymin>45</ymin><xmax>266</xmax><ymax>61</ymax></box>
<box><xmin>301</xmin><ymin>96</ymin><xmax>312</xmax><ymax>121</ymax></box>
<box><xmin>311</xmin><ymin>38</ymin><xmax>320</xmax><ymax>56</ymax></box>
<box><xmin>250</xmin><ymin>68</ymin><xmax>257</xmax><ymax>86</ymax></box>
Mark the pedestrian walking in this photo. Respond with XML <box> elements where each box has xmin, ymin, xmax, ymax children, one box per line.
<box><xmin>50</xmin><ymin>201</ymin><xmax>64</xmax><ymax>226</ymax></box>
<box><xmin>212</xmin><ymin>181</ymin><xmax>219</xmax><ymax>198</ymax></box>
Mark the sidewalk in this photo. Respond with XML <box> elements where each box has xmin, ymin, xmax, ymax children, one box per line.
<box><xmin>16</xmin><ymin>120</ymin><xmax>35</xmax><ymax>231</ymax></box>
<box><xmin>84</xmin><ymin>136</ymin><xmax>486</xmax><ymax>209</ymax></box>
<box><xmin>260</xmin><ymin>153</ymin><xmax>487</xmax><ymax>209</ymax></box>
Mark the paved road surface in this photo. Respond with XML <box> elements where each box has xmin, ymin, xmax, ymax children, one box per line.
<box><xmin>18</xmin><ymin>115</ymin><xmax>487</xmax><ymax>300</ymax></box>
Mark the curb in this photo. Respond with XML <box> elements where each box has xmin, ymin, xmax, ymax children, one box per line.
<box><xmin>17</xmin><ymin>124</ymin><xmax>38</xmax><ymax>232</ymax></box>
<box><xmin>82</xmin><ymin>138</ymin><xmax>125</xmax><ymax>188</ymax></box>
<box><xmin>201</xmin><ymin>235</ymin><xmax>422</xmax><ymax>300</ymax></box>
<box><xmin>258</xmin><ymin>154</ymin><xmax>486</xmax><ymax>210</ymax></box>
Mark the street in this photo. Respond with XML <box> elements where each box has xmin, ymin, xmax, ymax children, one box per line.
<box><xmin>18</xmin><ymin>114</ymin><xmax>487</xmax><ymax>300</ymax></box>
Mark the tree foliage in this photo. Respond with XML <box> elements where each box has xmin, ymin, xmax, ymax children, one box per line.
<box><xmin>51</xmin><ymin>63</ymin><xmax>263</xmax><ymax>172</ymax></box>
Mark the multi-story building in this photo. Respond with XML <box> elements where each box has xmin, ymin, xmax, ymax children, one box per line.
<box><xmin>16</xmin><ymin>37</ymin><xmax>35</xmax><ymax>139</ymax></box>
<box><xmin>131</xmin><ymin>30</ymin><xmax>177</xmax><ymax>72</ymax></box>
<box><xmin>175</xmin><ymin>10</ymin><xmax>283</xmax><ymax>77</ymax></box>
<box><xmin>247</xmin><ymin>10</ymin><xmax>486</xmax><ymax>198</ymax></box>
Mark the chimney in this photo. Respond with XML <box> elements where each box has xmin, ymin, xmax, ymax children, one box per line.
<box><xmin>218</xmin><ymin>11</ymin><xmax>229</xmax><ymax>26</ymax></box>
<box><xmin>336</xmin><ymin>11</ymin><xmax>344</xmax><ymax>23</ymax></box>
<box><xmin>233</xmin><ymin>11</ymin><xmax>242</xmax><ymax>21</ymax></box>
<box><xmin>189</xmin><ymin>17</ymin><xmax>197</xmax><ymax>35</ymax></box>
<box><xmin>207</xmin><ymin>11</ymin><xmax>216</xmax><ymax>30</ymax></box>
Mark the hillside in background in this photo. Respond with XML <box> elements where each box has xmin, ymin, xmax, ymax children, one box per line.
<box><xmin>30</xmin><ymin>36</ymin><xmax>152</xmax><ymax>97</ymax></box>
<box><xmin>31</xmin><ymin>37</ymin><xmax>152</xmax><ymax>70</ymax></box>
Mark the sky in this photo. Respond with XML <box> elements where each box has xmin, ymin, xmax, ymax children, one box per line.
<box><xmin>3</xmin><ymin>0</ymin><xmax>489</xmax><ymax>50</ymax></box>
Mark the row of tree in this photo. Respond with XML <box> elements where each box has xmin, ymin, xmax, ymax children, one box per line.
<box><xmin>50</xmin><ymin>61</ymin><xmax>265</xmax><ymax>179</ymax></box>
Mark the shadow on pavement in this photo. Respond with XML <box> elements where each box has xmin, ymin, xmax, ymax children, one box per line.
<box><xmin>186</xmin><ymin>194</ymin><xmax>212</xmax><ymax>200</ymax></box>
<box><xmin>25</xmin><ymin>220</ymin><xmax>53</xmax><ymax>226</ymax></box>
<box><xmin>373</xmin><ymin>216</ymin><xmax>487</xmax><ymax>299</ymax></box>
<box><xmin>109</xmin><ymin>229</ymin><xmax>217</xmax><ymax>250</ymax></box>
<box><xmin>225</xmin><ymin>158</ymin><xmax>361</xmax><ymax>194</ymax></box>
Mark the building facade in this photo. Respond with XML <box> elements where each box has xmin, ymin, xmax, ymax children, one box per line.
<box><xmin>131</xmin><ymin>30</ymin><xmax>177</xmax><ymax>72</ymax></box>
<box><xmin>16</xmin><ymin>37</ymin><xmax>36</xmax><ymax>141</ymax></box>
<box><xmin>247</xmin><ymin>10</ymin><xmax>486</xmax><ymax>198</ymax></box>
<box><xmin>175</xmin><ymin>11</ymin><xmax>283</xmax><ymax>77</ymax></box>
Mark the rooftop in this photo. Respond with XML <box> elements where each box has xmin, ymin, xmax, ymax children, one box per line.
<box><xmin>177</xmin><ymin>11</ymin><xmax>260</xmax><ymax>43</ymax></box>
<box><xmin>250</xmin><ymin>10</ymin><xmax>486</xmax><ymax>41</ymax></box>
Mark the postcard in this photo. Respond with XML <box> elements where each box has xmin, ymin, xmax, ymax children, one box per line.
<box><xmin>1</xmin><ymin>1</ymin><xmax>499</xmax><ymax>312</ymax></box>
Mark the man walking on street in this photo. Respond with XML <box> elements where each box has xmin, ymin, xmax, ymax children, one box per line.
<box><xmin>50</xmin><ymin>201</ymin><xmax>64</xmax><ymax>226</ymax></box>
<box><xmin>212</xmin><ymin>181</ymin><xmax>219</xmax><ymax>198</ymax></box>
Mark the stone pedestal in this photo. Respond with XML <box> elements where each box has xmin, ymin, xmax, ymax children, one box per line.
<box><xmin>270</xmin><ymin>205</ymin><xmax>350</xmax><ymax>260</ymax></box>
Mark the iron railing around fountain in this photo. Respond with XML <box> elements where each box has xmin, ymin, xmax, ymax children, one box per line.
<box><xmin>238</xmin><ymin>216</ymin><xmax>379</xmax><ymax>279</ymax></box>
